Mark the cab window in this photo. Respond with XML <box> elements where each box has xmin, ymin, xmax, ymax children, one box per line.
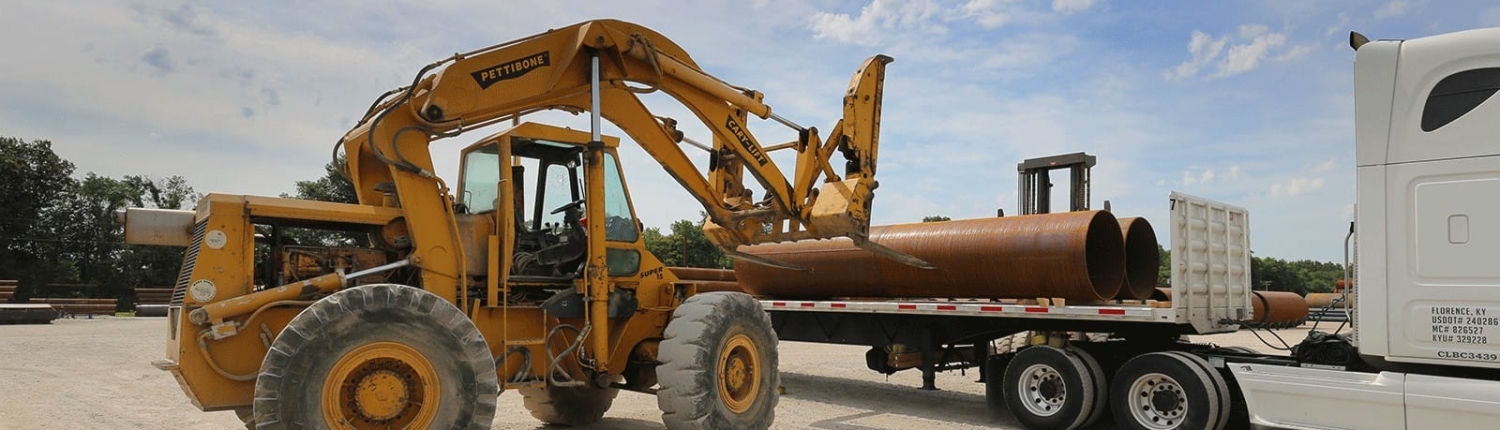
<box><xmin>602</xmin><ymin>153</ymin><xmax>638</xmax><ymax>242</ymax></box>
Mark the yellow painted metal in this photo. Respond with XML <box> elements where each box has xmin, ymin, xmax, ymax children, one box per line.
<box><xmin>190</xmin><ymin>273</ymin><xmax>341</xmax><ymax>325</ymax></box>
<box><xmin>717</xmin><ymin>333</ymin><xmax>761</xmax><ymax>414</ymax></box>
<box><xmin>320</xmin><ymin>342</ymin><xmax>440</xmax><ymax>430</ymax></box>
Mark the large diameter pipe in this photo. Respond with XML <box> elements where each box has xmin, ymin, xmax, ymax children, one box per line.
<box><xmin>669</xmin><ymin>267</ymin><xmax>735</xmax><ymax>282</ymax></box>
<box><xmin>1249</xmin><ymin>291</ymin><xmax>1309</xmax><ymax>328</ymax></box>
<box><xmin>735</xmin><ymin>211</ymin><xmax>1125</xmax><ymax>300</ymax></box>
<box><xmin>1117</xmin><ymin>217</ymin><xmax>1160</xmax><ymax>300</ymax></box>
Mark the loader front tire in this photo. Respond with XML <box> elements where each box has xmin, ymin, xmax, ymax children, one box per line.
<box><xmin>251</xmin><ymin>284</ymin><xmax>498</xmax><ymax>430</ymax></box>
<box><xmin>657</xmin><ymin>292</ymin><xmax>778</xmax><ymax>430</ymax></box>
<box><xmin>519</xmin><ymin>379</ymin><xmax>620</xmax><ymax>426</ymax></box>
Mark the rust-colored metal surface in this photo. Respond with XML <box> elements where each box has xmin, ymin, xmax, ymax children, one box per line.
<box><xmin>1152</xmin><ymin>287</ymin><xmax>1172</xmax><ymax>301</ymax></box>
<box><xmin>669</xmin><ymin>267</ymin><xmax>736</xmax><ymax>282</ymax></box>
<box><xmin>691</xmin><ymin>281</ymin><xmax>744</xmax><ymax>293</ymax></box>
<box><xmin>1305</xmin><ymin>293</ymin><xmax>1346</xmax><ymax>309</ymax></box>
<box><xmin>1248</xmin><ymin>291</ymin><xmax>1309</xmax><ymax>328</ymax></box>
<box><xmin>1117</xmin><ymin>217</ymin><xmax>1160</xmax><ymax>300</ymax></box>
<box><xmin>734</xmin><ymin>211</ymin><xmax>1125</xmax><ymax>300</ymax></box>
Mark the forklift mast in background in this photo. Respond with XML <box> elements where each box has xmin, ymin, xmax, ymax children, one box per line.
<box><xmin>1017</xmin><ymin>152</ymin><xmax>1095</xmax><ymax>215</ymax></box>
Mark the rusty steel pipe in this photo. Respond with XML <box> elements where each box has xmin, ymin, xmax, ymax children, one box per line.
<box><xmin>1248</xmin><ymin>291</ymin><xmax>1309</xmax><ymax>328</ymax></box>
<box><xmin>734</xmin><ymin>211</ymin><xmax>1125</xmax><ymax>300</ymax></box>
<box><xmin>1152</xmin><ymin>287</ymin><xmax>1172</xmax><ymax>301</ymax></box>
<box><xmin>1117</xmin><ymin>217</ymin><xmax>1160</xmax><ymax>300</ymax></box>
<box><xmin>690</xmin><ymin>281</ymin><xmax>744</xmax><ymax>293</ymax></box>
<box><xmin>669</xmin><ymin>267</ymin><xmax>736</xmax><ymax>282</ymax></box>
<box><xmin>1305</xmin><ymin>293</ymin><xmax>1346</xmax><ymax>309</ymax></box>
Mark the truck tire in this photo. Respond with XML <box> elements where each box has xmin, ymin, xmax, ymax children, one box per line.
<box><xmin>252</xmin><ymin>284</ymin><xmax>498</xmax><ymax>430</ymax></box>
<box><xmin>1072</xmin><ymin>347</ymin><xmax>1110</xmax><ymax>428</ymax></box>
<box><xmin>1110</xmin><ymin>351</ymin><xmax>1229</xmax><ymax>430</ymax></box>
<box><xmin>519</xmin><ymin>380</ymin><xmax>620</xmax><ymax>426</ymax></box>
<box><xmin>1002</xmin><ymin>345</ymin><xmax>1100</xmax><ymax>430</ymax></box>
<box><xmin>657</xmin><ymin>292</ymin><xmax>778</xmax><ymax>430</ymax></box>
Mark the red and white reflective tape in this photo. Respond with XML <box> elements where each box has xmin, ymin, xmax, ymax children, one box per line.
<box><xmin>761</xmin><ymin>299</ymin><xmax>1168</xmax><ymax>322</ymax></box>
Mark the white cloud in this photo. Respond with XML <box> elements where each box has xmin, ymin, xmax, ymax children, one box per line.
<box><xmin>1052</xmin><ymin>0</ymin><xmax>1096</xmax><ymax>15</ymax></box>
<box><xmin>1324</xmin><ymin>12</ymin><xmax>1350</xmax><ymax>37</ymax></box>
<box><xmin>1211</xmin><ymin>25</ymin><xmax>1286</xmax><ymax>78</ymax></box>
<box><xmin>1167</xmin><ymin>24</ymin><xmax>1311</xmax><ymax>80</ymax></box>
<box><xmin>809</xmin><ymin>0</ymin><xmax>947</xmax><ymax>45</ymax></box>
<box><xmin>960</xmin><ymin>0</ymin><xmax>1021</xmax><ymax>28</ymax></box>
<box><xmin>1165</xmin><ymin>30</ymin><xmax>1226</xmax><ymax>81</ymax></box>
<box><xmin>1229</xmin><ymin>165</ymin><xmax>1242</xmax><ymax>181</ymax></box>
<box><xmin>1200</xmin><ymin>168</ymin><xmax>1216</xmax><ymax>185</ymax></box>
<box><xmin>1182</xmin><ymin>170</ymin><xmax>1197</xmax><ymax>186</ymax></box>
<box><xmin>1374</xmin><ymin>0</ymin><xmax>1409</xmax><ymax>19</ymax></box>
<box><xmin>1268</xmin><ymin>177</ymin><xmax>1325</xmax><ymax>198</ymax></box>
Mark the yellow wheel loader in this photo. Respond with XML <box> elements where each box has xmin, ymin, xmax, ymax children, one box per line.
<box><xmin>122</xmin><ymin>19</ymin><xmax>928</xmax><ymax>429</ymax></box>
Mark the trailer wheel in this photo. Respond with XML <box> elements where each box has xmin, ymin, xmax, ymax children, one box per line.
<box><xmin>519</xmin><ymin>379</ymin><xmax>620</xmax><ymax>426</ymax></box>
<box><xmin>252</xmin><ymin>284</ymin><xmax>499</xmax><ymax>430</ymax></box>
<box><xmin>1002</xmin><ymin>346</ymin><xmax>1099</xmax><ymax>430</ymax></box>
<box><xmin>657</xmin><ymin>292</ymin><xmax>778</xmax><ymax>430</ymax></box>
<box><xmin>1110</xmin><ymin>351</ymin><xmax>1229</xmax><ymax>430</ymax></box>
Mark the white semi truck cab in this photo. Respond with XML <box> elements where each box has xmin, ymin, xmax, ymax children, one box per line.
<box><xmin>1231</xmin><ymin>29</ymin><xmax>1500</xmax><ymax>430</ymax></box>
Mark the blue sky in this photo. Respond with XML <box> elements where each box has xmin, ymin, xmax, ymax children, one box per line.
<box><xmin>1</xmin><ymin>0</ymin><xmax>1496</xmax><ymax>263</ymax></box>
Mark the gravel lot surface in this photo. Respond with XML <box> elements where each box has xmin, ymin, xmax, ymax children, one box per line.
<box><xmin>0</xmin><ymin>317</ymin><xmax>1316</xmax><ymax>429</ymax></box>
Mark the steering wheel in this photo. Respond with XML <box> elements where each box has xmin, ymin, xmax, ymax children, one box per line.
<box><xmin>549</xmin><ymin>198</ymin><xmax>586</xmax><ymax>215</ymax></box>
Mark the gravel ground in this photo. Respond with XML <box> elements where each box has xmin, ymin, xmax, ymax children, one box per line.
<box><xmin>0</xmin><ymin>316</ymin><xmax>1318</xmax><ymax>429</ymax></box>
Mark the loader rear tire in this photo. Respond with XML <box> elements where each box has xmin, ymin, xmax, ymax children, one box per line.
<box><xmin>251</xmin><ymin>284</ymin><xmax>498</xmax><ymax>430</ymax></box>
<box><xmin>233</xmin><ymin>407</ymin><xmax>255</xmax><ymax>430</ymax></box>
<box><xmin>657</xmin><ymin>292</ymin><xmax>778</xmax><ymax>430</ymax></box>
<box><xmin>519</xmin><ymin>379</ymin><xmax>620</xmax><ymax>426</ymax></box>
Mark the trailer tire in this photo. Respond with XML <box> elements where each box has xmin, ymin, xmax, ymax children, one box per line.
<box><xmin>252</xmin><ymin>284</ymin><xmax>498</xmax><ymax>430</ymax></box>
<box><xmin>1110</xmin><ymin>351</ymin><xmax>1228</xmax><ymax>430</ymax></box>
<box><xmin>1002</xmin><ymin>346</ymin><xmax>1099</xmax><ymax>430</ymax></box>
<box><xmin>1072</xmin><ymin>347</ymin><xmax>1110</xmax><ymax>428</ymax></box>
<box><xmin>519</xmin><ymin>379</ymin><xmax>620</xmax><ymax>426</ymax></box>
<box><xmin>657</xmin><ymin>292</ymin><xmax>778</xmax><ymax>430</ymax></box>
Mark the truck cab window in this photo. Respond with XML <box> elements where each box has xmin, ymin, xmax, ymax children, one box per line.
<box><xmin>1422</xmin><ymin>67</ymin><xmax>1500</xmax><ymax>132</ymax></box>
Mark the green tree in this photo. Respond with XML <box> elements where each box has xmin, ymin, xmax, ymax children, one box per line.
<box><xmin>922</xmin><ymin>215</ymin><xmax>951</xmax><ymax>222</ymax></box>
<box><xmin>1157</xmin><ymin>243</ymin><xmax>1171</xmax><ymax>287</ymax></box>
<box><xmin>642</xmin><ymin>217</ymin><xmax>730</xmax><ymax>268</ymax></box>
<box><xmin>280</xmin><ymin>157</ymin><xmax>364</xmax><ymax>246</ymax></box>
<box><xmin>0</xmin><ymin>137</ymin><xmax>77</xmax><ymax>300</ymax></box>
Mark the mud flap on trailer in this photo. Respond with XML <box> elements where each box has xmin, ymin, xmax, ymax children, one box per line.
<box><xmin>1229</xmin><ymin>363</ymin><xmax>1404</xmax><ymax>430</ymax></box>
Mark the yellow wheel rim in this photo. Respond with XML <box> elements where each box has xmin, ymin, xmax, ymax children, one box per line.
<box><xmin>320</xmin><ymin>342</ymin><xmax>440</xmax><ymax>430</ymax></box>
<box><xmin>716</xmin><ymin>333</ymin><xmax>761</xmax><ymax>414</ymax></box>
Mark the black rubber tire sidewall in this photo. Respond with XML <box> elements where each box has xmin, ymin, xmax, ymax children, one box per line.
<box><xmin>1110</xmin><ymin>352</ymin><xmax>1220</xmax><ymax>430</ymax></box>
<box><xmin>253</xmin><ymin>284</ymin><xmax>497</xmax><ymax>430</ymax></box>
<box><xmin>657</xmin><ymin>292</ymin><xmax>779</xmax><ymax>430</ymax></box>
<box><xmin>1002</xmin><ymin>346</ymin><xmax>1093</xmax><ymax>430</ymax></box>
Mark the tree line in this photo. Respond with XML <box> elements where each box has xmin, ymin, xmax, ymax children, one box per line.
<box><xmin>1156</xmin><ymin>244</ymin><xmax>1345</xmax><ymax>295</ymax></box>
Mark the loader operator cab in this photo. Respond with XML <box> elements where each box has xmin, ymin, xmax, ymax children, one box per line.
<box><xmin>457</xmin><ymin>122</ymin><xmax>642</xmax><ymax>281</ymax></box>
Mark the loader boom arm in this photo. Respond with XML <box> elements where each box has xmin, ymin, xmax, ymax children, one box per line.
<box><xmin>339</xmin><ymin>20</ymin><xmax>915</xmax><ymax>296</ymax></box>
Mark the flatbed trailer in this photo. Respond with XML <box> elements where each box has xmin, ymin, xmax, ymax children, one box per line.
<box><xmin>752</xmin><ymin>28</ymin><xmax>1500</xmax><ymax>430</ymax></box>
<box><xmin>758</xmin><ymin>193</ymin><xmax>1263</xmax><ymax>429</ymax></box>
